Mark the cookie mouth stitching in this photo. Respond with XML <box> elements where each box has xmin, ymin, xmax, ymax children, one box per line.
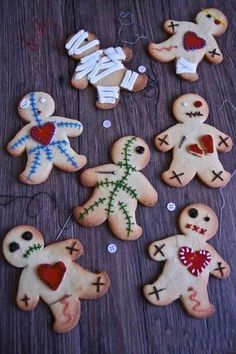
<box><xmin>23</xmin><ymin>243</ymin><xmax>43</xmax><ymax>258</ymax></box>
<box><xmin>185</xmin><ymin>223</ymin><xmax>207</xmax><ymax>235</ymax></box>
<box><xmin>185</xmin><ymin>111</ymin><xmax>203</xmax><ymax>118</ymax></box>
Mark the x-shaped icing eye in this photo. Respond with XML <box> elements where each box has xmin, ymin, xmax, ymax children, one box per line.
<box><xmin>135</xmin><ymin>146</ymin><xmax>145</xmax><ymax>154</ymax></box>
<box><xmin>9</xmin><ymin>242</ymin><xmax>20</xmax><ymax>253</ymax></box>
<box><xmin>181</xmin><ymin>101</ymin><xmax>188</xmax><ymax>107</ymax></box>
<box><xmin>21</xmin><ymin>231</ymin><xmax>33</xmax><ymax>241</ymax></box>
<box><xmin>188</xmin><ymin>208</ymin><xmax>198</xmax><ymax>218</ymax></box>
<box><xmin>39</xmin><ymin>97</ymin><xmax>46</xmax><ymax>103</ymax></box>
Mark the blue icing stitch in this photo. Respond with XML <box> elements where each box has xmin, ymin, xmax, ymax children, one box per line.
<box><xmin>29</xmin><ymin>92</ymin><xmax>42</xmax><ymax>126</ymax></box>
<box><xmin>10</xmin><ymin>135</ymin><xmax>30</xmax><ymax>150</ymax></box>
<box><xmin>56</xmin><ymin>121</ymin><xmax>81</xmax><ymax>129</ymax></box>
<box><xmin>56</xmin><ymin>143</ymin><xmax>78</xmax><ymax>167</ymax></box>
<box><xmin>28</xmin><ymin>150</ymin><xmax>41</xmax><ymax>179</ymax></box>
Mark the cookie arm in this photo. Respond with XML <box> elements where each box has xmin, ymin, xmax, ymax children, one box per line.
<box><xmin>16</xmin><ymin>273</ymin><xmax>40</xmax><ymax>311</ymax></box>
<box><xmin>148</xmin><ymin>236</ymin><xmax>178</xmax><ymax>261</ymax></box>
<box><xmin>80</xmin><ymin>164</ymin><xmax>119</xmax><ymax>187</ymax></box>
<box><xmin>132</xmin><ymin>173</ymin><xmax>158</xmax><ymax>206</ymax></box>
<box><xmin>206</xmin><ymin>125</ymin><xmax>233</xmax><ymax>152</ymax></box>
<box><xmin>205</xmin><ymin>37</ymin><xmax>223</xmax><ymax>64</ymax></box>
<box><xmin>164</xmin><ymin>20</ymin><xmax>181</xmax><ymax>34</ymax></box>
<box><xmin>7</xmin><ymin>127</ymin><xmax>30</xmax><ymax>156</ymax></box>
<box><xmin>208</xmin><ymin>247</ymin><xmax>230</xmax><ymax>279</ymax></box>
<box><xmin>155</xmin><ymin>125</ymin><xmax>179</xmax><ymax>152</ymax></box>
<box><xmin>45</xmin><ymin>239</ymin><xmax>84</xmax><ymax>261</ymax></box>
<box><xmin>52</xmin><ymin>117</ymin><xmax>83</xmax><ymax>137</ymax></box>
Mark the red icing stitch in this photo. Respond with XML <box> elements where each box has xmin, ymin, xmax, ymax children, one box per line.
<box><xmin>37</xmin><ymin>261</ymin><xmax>67</xmax><ymax>290</ymax></box>
<box><xmin>179</xmin><ymin>247</ymin><xmax>211</xmax><ymax>276</ymax></box>
<box><xmin>183</xmin><ymin>31</ymin><xmax>206</xmax><ymax>51</ymax></box>
<box><xmin>200</xmin><ymin>135</ymin><xmax>214</xmax><ymax>154</ymax></box>
<box><xmin>30</xmin><ymin>122</ymin><xmax>56</xmax><ymax>145</ymax></box>
<box><xmin>188</xmin><ymin>144</ymin><xmax>203</xmax><ymax>156</ymax></box>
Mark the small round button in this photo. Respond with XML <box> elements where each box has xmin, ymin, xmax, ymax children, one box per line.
<box><xmin>138</xmin><ymin>65</ymin><xmax>146</xmax><ymax>73</ymax></box>
<box><xmin>107</xmin><ymin>243</ymin><xmax>117</xmax><ymax>254</ymax></box>
<box><xmin>103</xmin><ymin>120</ymin><xmax>111</xmax><ymax>128</ymax></box>
<box><xmin>167</xmin><ymin>202</ymin><xmax>176</xmax><ymax>211</ymax></box>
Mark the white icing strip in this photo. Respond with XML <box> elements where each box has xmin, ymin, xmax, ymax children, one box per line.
<box><xmin>65</xmin><ymin>30</ymin><xmax>89</xmax><ymax>56</ymax></box>
<box><xmin>104</xmin><ymin>47</ymin><xmax>126</xmax><ymax>62</ymax></box>
<box><xmin>75</xmin><ymin>39</ymin><xmax>100</xmax><ymax>55</ymax></box>
<box><xmin>97</xmin><ymin>86</ymin><xmax>120</xmax><ymax>104</ymax></box>
<box><xmin>120</xmin><ymin>70</ymin><xmax>139</xmax><ymax>90</ymax></box>
<box><xmin>176</xmin><ymin>57</ymin><xmax>197</xmax><ymax>74</ymax></box>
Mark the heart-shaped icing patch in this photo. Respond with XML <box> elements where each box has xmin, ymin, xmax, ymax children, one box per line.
<box><xmin>187</xmin><ymin>144</ymin><xmax>203</xmax><ymax>157</ymax></box>
<box><xmin>183</xmin><ymin>31</ymin><xmax>206</xmax><ymax>51</ymax></box>
<box><xmin>30</xmin><ymin>122</ymin><xmax>56</xmax><ymax>145</ymax></box>
<box><xmin>37</xmin><ymin>261</ymin><xmax>67</xmax><ymax>290</ymax></box>
<box><xmin>179</xmin><ymin>246</ymin><xmax>211</xmax><ymax>276</ymax></box>
<box><xmin>200</xmin><ymin>135</ymin><xmax>214</xmax><ymax>154</ymax></box>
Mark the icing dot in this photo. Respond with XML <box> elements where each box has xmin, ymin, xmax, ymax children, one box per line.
<box><xmin>138</xmin><ymin>65</ymin><xmax>146</xmax><ymax>73</ymax></box>
<box><xmin>103</xmin><ymin>120</ymin><xmax>111</xmax><ymax>128</ymax></box>
<box><xmin>167</xmin><ymin>202</ymin><xmax>176</xmax><ymax>211</ymax></box>
<box><xmin>20</xmin><ymin>98</ymin><xmax>30</xmax><ymax>109</ymax></box>
<box><xmin>181</xmin><ymin>101</ymin><xmax>188</xmax><ymax>107</ymax></box>
<box><xmin>39</xmin><ymin>97</ymin><xmax>46</xmax><ymax>103</ymax></box>
<box><xmin>194</xmin><ymin>101</ymin><xmax>202</xmax><ymax>108</ymax></box>
<box><xmin>107</xmin><ymin>243</ymin><xmax>117</xmax><ymax>254</ymax></box>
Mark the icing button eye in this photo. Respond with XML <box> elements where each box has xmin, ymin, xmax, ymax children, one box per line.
<box><xmin>37</xmin><ymin>110</ymin><xmax>42</xmax><ymax>114</ymax></box>
<box><xmin>188</xmin><ymin>208</ymin><xmax>198</xmax><ymax>218</ymax></box>
<box><xmin>135</xmin><ymin>146</ymin><xmax>145</xmax><ymax>154</ymax></box>
<box><xmin>204</xmin><ymin>216</ymin><xmax>210</xmax><ymax>222</ymax></box>
<box><xmin>214</xmin><ymin>19</ymin><xmax>220</xmax><ymax>25</ymax></box>
<box><xmin>181</xmin><ymin>101</ymin><xmax>188</xmax><ymax>107</ymax></box>
<box><xmin>206</xmin><ymin>14</ymin><xmax>211</xmax><ymax>18</ymax></box>
<box><xmin>194</xmin><ymin>101</ymin><xmax>202</xmax><ymax>108</ymax></box>
<box><xmin>9</xmin><ymin>242</ymin><xmax>20</xmax><ymax>253</ymax></box>
<box><xmin>39</xmin><ymin>97</ymin><xmax>46</xmax><ymax>103</ymax></box>
<box><xmin>22</xmin><ymin>231</ymin><xmax>33</xmax><ymax>241</ymax></box>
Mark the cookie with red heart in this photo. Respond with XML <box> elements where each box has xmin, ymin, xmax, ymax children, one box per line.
<box><xmin>143</xmin><ymin>203</ymin><xmax>230</xmax><ymax>318</ymax></box>
<box><xmin>7</xmin><ymin>91</ymin><xmax>87</xmax><ymax>185</ymax></box>
<box><xmin>148</xmin><ymin>8</ymin><xmax>228</xmax><ymax>81</ymax></box>
<box><xmin>2</xmin><ymin>225</ymin><xmax>110</xmax><ymax>333</ymax></box>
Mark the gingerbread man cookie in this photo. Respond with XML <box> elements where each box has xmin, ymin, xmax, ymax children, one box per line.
<box><xmin>73</xmin><ymin>136</ymin><xmax>158</xmax><ymax>240</ymax></box>
<box><xmin>144</xmin><ymin>203</ymin><xmax>230</xmax><ymax>318</ymax></box>
<box><xmin>155</xmin><ymin>94</ymin><xmax>233</xmax><ymax>188</ymax></box>
<box><xmin>65</xmin><ymin>29</ymin><xmax>148</xmax><ymax>109</ymax></box>
<box><xmin>149</xmin><ymin>8</ymin><xmax>228</xmax><ymax>81</ymax></box>
<box><xmin>3</xmin><ymin>225</ymin><xmax>110</xmax><ymax>333</ymax></box>
<box><xmin>7</xmin><ymin>92</ymin><xmax>87</xmax><ymax>185</ymax></box>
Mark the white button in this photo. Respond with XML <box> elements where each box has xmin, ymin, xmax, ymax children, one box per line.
<box><xmin>20</xmin><ymin>98</ymin><xmax>30</xmax><ymax>109</ymax></box>
<box><xmin>138</xmin><ymin>65</ymin><xmax>146</xmax><ymax>73</ymax></box>
<box><xmin>103</xmin><ymin>120</ymin><xmax>111</xmax><ymax>128</ymax></box>
<box><xmin>167</xmin><ymin>202</ymin><xmax>176</xmax><ymax>211</ymax></box>
<box><xmin>107</xmin><ymin>243</ymin><xmax>117</xmax><ymax>254</ymax></box>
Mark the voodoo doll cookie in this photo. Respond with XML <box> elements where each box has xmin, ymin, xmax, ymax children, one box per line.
<box><xmin>7</xmin><ymin>92</ymin><xmax>87</xmax><ymax>185</ymax></box>
<box><xmin>148</xmin><ymin>8</ymin><xmax>228</xmax><ymax>81</ymax></box>
<box><xmin>144</xmin><ymin>203</ymin><xmax>230</xmax><ymax>318</ymax></box>
<box><xmin>73</xmin><ymin>136</ymin><xmax>158</xmax><ymax>240</ymax></box>
<box><xmin>65</xmin><ymin>29</ymin><xmax>148</xmax><ymax>109</ymax></box>
<box><xmin>3</xmin><ymin>225</ymin><xmax>110</xmax><ymax>333</ymax></box>
<box><xmin>155</xmin><ymin>94</ymin><xmax>233</xmax><ymax>188</ymax></box>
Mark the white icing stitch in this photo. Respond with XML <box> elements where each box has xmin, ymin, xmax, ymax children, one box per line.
<box><xmin>74</xmin><ymin>47</ymin><xmax>126</xmax><ymax>83</ymax></box>
<box><xmin>120</xmin><ymin>70</ymin><xmax>139</xmax><ymax>90</ymax></box>
<box><xmin>97</xmin><ymin>86</ymin><xmax>120</xmax><ymax>104</ymax></box>
<box><xmin>176</xmin><ymin>57</ymin><xmax>197</xmax><ymax>74</ymax></box>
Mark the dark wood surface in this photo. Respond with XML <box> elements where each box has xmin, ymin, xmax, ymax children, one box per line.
<box><xmin>1</xmin><ymin>0</ymin><xmax>236</xmax><ymax>353</ymax></box>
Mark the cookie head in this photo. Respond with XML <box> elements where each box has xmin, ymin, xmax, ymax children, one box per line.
<box><xmin>65</xmin><ymin>29</ymin><xmax>100</xmax><ymax>59</ymax></box>
<box><xmin>179</xmin><ymin>203</ymin><xmax>218</xmax><ymax>240</ymax></box>
<box><xmin>3</xmin><ymin>225</ymin><xmax>44</xmax><ymax>268</ymax></box>
<box><xmin>18</xmin><ymin>92</ymin><xmax>55</xmax><ymax>122</ymax></box>
<box><xmin>196</xmin><ymin>8</ymin><xmax>228</xmax><ymax>36</ymax></box>
<box><xmin>172</xmin><ymin>94</ymin><xmax>209</xmax><ymax>123</ymax></box>
<box><xmin>111</xmin><ymin>136</ymin><xmax>150</xmax><ymax>170</ymax></box>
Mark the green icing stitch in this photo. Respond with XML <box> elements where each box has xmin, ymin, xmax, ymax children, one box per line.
<box><xmin>79</xmin><ymin>197</ymin><xmax>106</xmax><ymax>220</ymax></box>
<box><xmin>23</xmin><ymin>243</ymin><xmax>42</xmax><ymax>258</ymax></box>
<box><xmin>118</xmin><ymin>201</ymin><xmax>134</xmax><ymax>237</ymax></box>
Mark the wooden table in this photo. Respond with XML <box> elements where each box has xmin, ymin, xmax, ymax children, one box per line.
<box><xmin>1</xmin><ymin>0</ymin><xmax>236</xmax><ymax>353</ymax></box>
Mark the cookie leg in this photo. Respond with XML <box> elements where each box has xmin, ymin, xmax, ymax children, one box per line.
<box><xmin>53</xmin><ymin>146</ymin><xmax>87</xmax><ymax>172</ymax></box>
<box><xmin>181</xmin><ymin>286</ymin><xmax>215</xmax><ymax>318</ymax></box>
<box><xmin>143</xmin><ymin>275</ymin><xmax>179</xmax><ymax>306</ymax></box>
<box><xmin>77</xmin><ymin>268</ymin><xmax>110</xmax><ymax>299</ymax></box>
<box><xmin>73</xmin><ymin>189</ymin><xmax>108</xmax><ymax>226</ymax></box>
<box><xmin>20</xmin><ymin>153</ymin><xmax>53</xmax><ymax>185</ymax></box>
<box><xmin>108</xmin><ymin>200</ymin><xmax>142</xmax><ymax>240</ymax></box>
<box><xmin>50</xmin><ymin>295</ymin><xmax>81</xmax><ymax>333</ymax></box>
<box><xmin>176</xmin><ymin>57</ymin><xmax>199</xmax><ymax>81</ymax></box>
<box><xmin>96</xmin><ymin>86</ymin><xmax>120</xmax><ymax>110</ymax></box>
<box><xmin>197</xmin><ymin>162</ymin><xmax>231</xmax><ymax>188</ymax></box>
<box><xmin>162</xmin><ymin>159</ymin><xmax>196</xmax><ymax>187</ymax></box>
<box><xmin>148</xmin><ymin>39</ymin><xmax>177</xmax><ymax>62</ymax></box>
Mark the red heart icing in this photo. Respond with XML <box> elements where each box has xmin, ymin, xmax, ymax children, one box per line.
<box><xmin>37</xmin><ymin>261</ymin><xmax>67</xmax><ymax>290</ymax></box>
<box><xmin>188</xmin><ymin>144</ymin><xmax>203</xmax><ymax>157</ymax></box>
<box><xmin>200</xmin><ymin>135</ymin><xmax>214</xmax><ymax>154</ymax></box>
<box><xmin>30</xmin><ymin>122</ymin><xmax>56</xmax><ymax>145</ymax></box>
<box><xmin>179</xmin><ymin>247</ymin><xmax>211</xmax><ymax>276</ymax></box>
<box><xmin>183</xmin><ymin>31</ymin><xmax>206</xmax><ymax>51</ymax></box>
